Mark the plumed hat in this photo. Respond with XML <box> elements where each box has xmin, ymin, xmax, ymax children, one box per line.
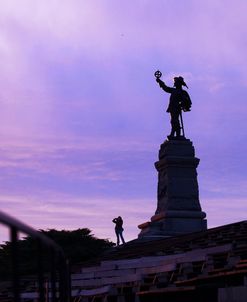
<box><xmin>174</xmin><ymin>76</ymin><xmax>188</xmax><ymax>88</ymax></box>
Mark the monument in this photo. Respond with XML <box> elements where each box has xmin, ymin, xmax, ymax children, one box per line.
<box><xmin>138</xmin><ymin>71</ymin><xmax>207</xmax><ymax>238</ymax></box>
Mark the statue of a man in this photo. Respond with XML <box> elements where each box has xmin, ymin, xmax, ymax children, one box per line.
<box><xmin>155</xmin><ymin>73</ymin><xmax>191</xmax><ymax>140</ymax></box>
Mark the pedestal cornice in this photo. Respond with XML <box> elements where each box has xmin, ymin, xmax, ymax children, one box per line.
<box><xmin>155</xmin><ymin>156</ymin><xmax>200</xmax><ymax>170</ymax></box>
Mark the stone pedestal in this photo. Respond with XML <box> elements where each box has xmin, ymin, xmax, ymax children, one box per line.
<box><xmin>138</xmin><ymin>139</ymin><xmax>207</xmax><ymax>238</ymax></box>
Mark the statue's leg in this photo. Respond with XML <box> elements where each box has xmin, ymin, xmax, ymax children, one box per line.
<box><xmin>169</xmin><ymin>112</ymin><xmax>180</xmax><ymax>139</ymax></box>
<box><xmin>168</xmin><ymin>114</ymin><xmax>175</xmax><ymax>139</ymax></box>
<box><xmin>176</xmin><ymin>128</ymin><xmax>181</xmax><ymax>137</ymax></box>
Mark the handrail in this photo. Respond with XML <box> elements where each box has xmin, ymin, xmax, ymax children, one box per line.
<box><xmin>0</xmin><ymin>210</ymin><xmax>71</xmax><ymax>302</ymax></box>
<box><xmin>0</xmin><ymin>211</ymin><xmax>63</xmax><ymax>251</ymax></box>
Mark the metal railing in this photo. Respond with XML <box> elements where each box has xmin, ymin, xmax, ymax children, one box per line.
<box><xmin>0</xmin><ymin>210</ymin><xmax>71</xmax><ymax>302</ymax></box>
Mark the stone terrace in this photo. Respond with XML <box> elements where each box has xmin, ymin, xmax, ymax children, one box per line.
<box><xmin>70</xmin><ymin>221</ymin><xmax>247</xmax><ymax>302</ymax></box>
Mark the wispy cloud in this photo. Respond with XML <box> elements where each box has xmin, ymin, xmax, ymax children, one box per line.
<box><xmin>0</xmin><ymin>136</ymin><xmax>155</xmax><ymax>180</ymax></box>
<box><xmin>0</xmin><ymin>191</ymin><xmax>154</xmax><ymax>242</ymax></box>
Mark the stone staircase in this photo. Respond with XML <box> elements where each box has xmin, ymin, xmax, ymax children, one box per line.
<box><xmin>70</xmin><ymin>244</ymin><xmax>234</xmax><ymax>301</ymax></box>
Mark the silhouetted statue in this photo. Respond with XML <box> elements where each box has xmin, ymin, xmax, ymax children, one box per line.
<box><xmin>112</xmin><ymin>216</ymin><xmax>125</xmax><ymax>246</ymax></box>
<box><xmin>155</xmin><ymin>70</ymin><xmax>192</xmax><ymax>140</ymax></box>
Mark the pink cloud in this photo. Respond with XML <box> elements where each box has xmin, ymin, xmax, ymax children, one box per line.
<box><xmin>0</xmin><ymin>135</ymin><xmax>155</xmax><ymax>180</ymax></box>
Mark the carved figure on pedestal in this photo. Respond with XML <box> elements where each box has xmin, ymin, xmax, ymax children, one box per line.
<box><xmin>156</xmin><ymin>171</ymin><xmax>167</xmax><ymax>213</ymax></box>
<box><xmin>154</xmin><ymin>71</ymin><xmax>192</xmax><ymax>140</ymax></box>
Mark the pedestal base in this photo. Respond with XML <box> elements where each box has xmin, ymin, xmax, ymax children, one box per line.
<box><xmin>138</xmin><ymin>211</ymin><xmax>207</xmax><ymax>239</ymax></box>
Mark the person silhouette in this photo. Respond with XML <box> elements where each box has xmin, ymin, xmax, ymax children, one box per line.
<box><xmin>156</xmin><ymin>75</ymin><xmax>191</xmax><ymax>140</ymax></box>
<box><xmin>112</xmin><ymin>216</ymin><xmax>125</xmax><ymax>246</ymax></box>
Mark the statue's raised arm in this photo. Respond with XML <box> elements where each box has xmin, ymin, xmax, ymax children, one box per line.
<box><xmin>154</xmin><ymin>70</ymin><xmax>173</xmax><ymax>94</ymax></box>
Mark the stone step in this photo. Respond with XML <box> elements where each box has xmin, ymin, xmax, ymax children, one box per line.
<box><xmin>78</xmin><ymin>285</ymin><xmax>111</xmax><ymax>297</ymax></box>
<box><xmin>72</xmin><ymin>268</ymin><xmax>136</xmax><ymax>280</ymax></box>
<box><xmin>72</xmin><ymin>274</ymin><xmax>142</xmax><ymax>287</ymax></box>
<box><xmin>137</xmin><ymin>263</ymin><xmax>176</xmax><ymax>275</ymax></box>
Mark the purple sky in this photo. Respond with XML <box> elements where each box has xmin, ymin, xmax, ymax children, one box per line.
<box><xmin>0</xmin><ymin>1</ymin><xmax>247</xmax><ymax>243</ymax></box>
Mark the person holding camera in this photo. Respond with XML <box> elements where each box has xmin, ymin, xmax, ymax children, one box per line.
<box><xmin>112</xmin><ymin>216</ymin><xmax>125</xmax><ymax>246</ymax></box>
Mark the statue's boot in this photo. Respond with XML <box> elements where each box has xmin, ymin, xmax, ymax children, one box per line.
<box><xmin>176</xmin><ymin>128</ymin><xmax>186</xmax><ymax>140</ymax></box>
<box><xmin>176</xmin><ymin>128</ymin><xmax>181</xmax><ymax>138</ymax></box>
<box><xmin>167</xmin><ymin>130</ymin><xmax>175</xmax><ymax>140</ymax></box>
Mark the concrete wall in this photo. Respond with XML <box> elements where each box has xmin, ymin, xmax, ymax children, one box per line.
<box><xmin>218</xmin><ymin>286</ymin><xmax>247</xmax><ymax>302</ymax></box>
